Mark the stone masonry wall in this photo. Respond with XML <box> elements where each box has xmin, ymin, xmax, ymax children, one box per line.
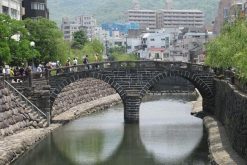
<box><xmin>0</xmin><ymin>84</ymin><xmax>48</xmax><ymax>137</ymax></box>
<box><xmin>214</xmin><ymin>79</ymin><xmax>247</xmax><ymax>160</ymax></box>
<box><xmin>52</xmin><ymin>78</ymin><xmax>117</xmax><ymax>117</ymax></box>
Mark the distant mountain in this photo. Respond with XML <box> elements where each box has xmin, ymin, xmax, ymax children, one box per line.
<box><xmin>47</xmin><ymin>0</ymin><xmax>219</xmax><ymax>26</ymax></box>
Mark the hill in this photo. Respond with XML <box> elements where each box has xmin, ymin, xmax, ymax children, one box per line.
<box><xmin>47</xmin><ymin>0</ymin><xmax>219</xmax><ymax>26</ymax></box>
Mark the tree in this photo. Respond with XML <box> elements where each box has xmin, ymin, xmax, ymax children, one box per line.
<box><xmin>81</xmin><ymin>39</ymin><xmax>104</xmax><ymax>62</ymax></box>
<box><xmin>205</xmin><ymin>19</ymin><xmax>247</xmax><ymax>79</ymax></box>
<box><xmin>0</xmin><ymin>14</ymin><xmax>34</xmax><ymax>66</ymax></box>
<box><xmin>108</xmin><ymin>46</ymin><xmax>139</xmax><ymax>61</ymax></box>
<box><xmin>24</xmin><ymin>18</ymin><xmax>67</xmax><ymax>64</ymax></box>
<box><xmin>71</xmin><ymin>30</ymin><xmax>88</xmax><ymax>49</ymax></box>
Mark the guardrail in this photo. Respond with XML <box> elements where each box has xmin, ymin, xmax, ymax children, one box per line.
<box><xmin>3</xmin><ymin>80</ymin><xmax>50</xmax><ymax>126</ymax></box>
<box><xmin>47</xmin><ymin>61</ymin><xmax>211</xmax><ymax>77</ymax></box>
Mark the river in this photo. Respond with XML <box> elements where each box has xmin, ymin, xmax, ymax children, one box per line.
<box><xmin>13</xmin><ymin>95</ymin><xmax>209</xmax><ymax>165</ymax></box>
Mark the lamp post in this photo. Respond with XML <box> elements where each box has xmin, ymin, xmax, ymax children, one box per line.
<box><xmin>125</xmin><ymin>34</ymin><xmax>128</xmax><ymax>53</ymax></box>
<box><xmin>103</xmin><ymin>33</ymin><xmax>108</xmax><ymax>61</ymax></box>
<box><xmin>30</xmin><ymin>41</ymin><xmax>35</xmax><ymax>71</ymax></box>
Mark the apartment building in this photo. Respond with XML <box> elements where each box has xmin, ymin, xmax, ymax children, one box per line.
<box><xmin>157</xmin><ymin>10</ymin><xmax>204</xmax><ymax>28</ymax></box>
<box><xmin>127</xmin><ymin>9</ymin><xmax>204</xmax><ymax>29</ymax></box>
<box><xmin>61</xmin><ymin>15</ymin><xmax>97</xmax><ymax>41</ymax></box>
<box><xmin>127</xmin><ymin>9</ymin><xmax>157</xmax><ymax>29</ymax></box>
<box><xmin>0</xmin><ymin>0</ymin><xmax>23</xmax><ymax>20</ymax></box>
<box><xmin>22</xmin><ymin>0</ymin><xmax>49</xmax><ymax>19</ymax></box>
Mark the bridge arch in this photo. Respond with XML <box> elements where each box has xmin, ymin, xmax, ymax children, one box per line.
<box><xmin>50</xmin><ymin>71</ymin><xmax>127</xmax><ymax>115</ymax></box>
<box><xmin>47</xmin><ymin>61</ymin><xmax>215</xmax><ymax>123</ymax></box>
<box><xmin>140</xmin><ymin>70</ymin><xmax>214</xmax><ymax>113</ymax></box>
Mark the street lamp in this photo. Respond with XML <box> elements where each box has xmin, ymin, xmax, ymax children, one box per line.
<box><xmin>125</xmin><ymin>34</ymin><xmax>128</xmax><ymax>53</ymax></box>
<box><xmin>30</xmin><ymin>41</ymin><xmax>35</xmax><ymax>70</ymax></box>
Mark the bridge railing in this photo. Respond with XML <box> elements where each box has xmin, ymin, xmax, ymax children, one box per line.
<box><xmin>0</xmin><ymin>71</ymin><xmax>48</xmax><ymax>89</ymax></box>
<box><xmin>222</xmin><ymin>70</ymin><xmax>247</xmax><ymax>93</ymax></box>
<box><xmin>47</xmin><ymin>61</ymin><xmax>211</xmax><ymax>77</ymax></box>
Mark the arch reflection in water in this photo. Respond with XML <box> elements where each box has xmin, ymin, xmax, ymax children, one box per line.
<box><xmin>13</xmin><ymin>96</ymin><xmax>209</xmax><ymax>165</ymax></box>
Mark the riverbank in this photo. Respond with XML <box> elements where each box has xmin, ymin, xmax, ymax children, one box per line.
<box><xmin>191</xmin><ymin>93</ymin><xmax>246</xmax><ymax>165</ymax></box>
<box><xmin>0</xmin><ymin>94</ymin><xmax>121</xmax><ymax>165</ymax></box>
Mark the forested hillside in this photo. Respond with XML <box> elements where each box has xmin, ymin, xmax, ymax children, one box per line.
<box><xmin>48</xmin><ymin>0</ymin><xmax>219</xmax><ymax>25</ymax></box>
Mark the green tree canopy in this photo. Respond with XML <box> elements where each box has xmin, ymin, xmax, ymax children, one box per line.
<box><xmin>109</xmin><ymin>46</ymin><xmax>139</xmax><ymax>61</ymax></box>
<box><xmin>71</xmin><ymin>30</ymin><xmax>88</xmax><ymax>49</ymax></box>
<box><xmin>205</xmin><ymin>19</ymin><xmax>247</xmax><ymax>79</ymax></box>
<box><xmin>0</xmin><ymin>14</ymin><xmax>34</xmax><ymax>66</ymax></box>
<box><xmin>24</xmin><ymin>18</ymin><xmax>66</xmax><ymax>64</ymax></box>
<box><xmin>81</xmin><ymin>39</ymin><xmax>104</xmax><ymax>62</ymax></box>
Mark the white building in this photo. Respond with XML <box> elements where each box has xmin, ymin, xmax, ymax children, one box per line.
<box><xmin>61</xmin><ymin>15</ymin><xmax>97</xmax><ymax>41</ymax></box>
<box><xmin>139</xmin><ymin>29</ymin><xmax>174</xmax><ymax>60</ymax></box>
<box><xmin>0</xmin><ymin>0</ymin><xmax>24</xmax><ymax>20</ymax></box>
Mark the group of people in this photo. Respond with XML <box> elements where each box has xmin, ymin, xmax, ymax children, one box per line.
<box><xmin>0</xmin><ymin>65</ymin><xmax>32</xmax><ymax>77</ymax></box>
<box><xmin>64</xmin><ymin>54</ymin><xmax>99</xmax><ymax>71</ymax></box>
<box><xmin>0</xmin><ymin>54</ymin><xmax>100</xmax><ymax>78</ymax></box>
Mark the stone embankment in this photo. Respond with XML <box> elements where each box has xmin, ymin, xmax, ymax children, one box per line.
<box><xmin>0</xmin><ymin>84</ymin><xmax>47</xmax><ymax>137</ymax></box>
<box><xmin>191</xmin><ymin>90</ymin><xmax>246</xmax><ymax>165</ymax></box>
<box><xmin>214</xmin><ymin>80</ymin><xmax>247</xmax><ymax>161</ymax></box>
<box><xmin>0</xmin><ymin>94</ymin><xmax>121</xmax><ymax>165</ymax></box>
<box><xmin>52</xmin><ymin>78</ymin><xmax>116</xmax><ymax>117</ymax></box>
<box><xmin>0</xmin><ymin>77</ymin><xmax>121</xmax><ymax>165</ymax></box>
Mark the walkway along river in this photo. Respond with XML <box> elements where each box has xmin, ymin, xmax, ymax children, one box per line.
<box><xmin>12</xmin><ymin>95</ymin><xmax>209</xmax><ymax>165</ymax></box>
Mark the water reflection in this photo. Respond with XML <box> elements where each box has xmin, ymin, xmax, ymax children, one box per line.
<box><xmin>13</xmin><ymin>96</ymin><xmax>209</xmax><ymax>165</ymax></box>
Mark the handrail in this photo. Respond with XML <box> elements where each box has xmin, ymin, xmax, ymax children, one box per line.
<box><xmin>3</xmin><ymin>80</ymin><xmax>48</xmax><ymax>119</ymax></box>
<box><xmin>47</xmin><ymin>60</ymin><xmax>211</xmax><ymax>77</ymax></box>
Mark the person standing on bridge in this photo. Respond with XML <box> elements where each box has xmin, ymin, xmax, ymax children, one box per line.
<box><xmin>83</xmin><ymin>55</ymin><xmax>90</xmax><ymax>70</ymax></box>
<box><xmin>94</xmin><ymin>53</ymin><xmax>99</xmax><ymax>69</ymax></box>
<box><xmin>73</xmin><ymin>57</ymin><xmax>78</xmax><ymax>72</ymax></box>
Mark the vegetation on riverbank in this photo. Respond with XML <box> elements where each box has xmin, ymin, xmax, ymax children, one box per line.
<box><xmin>206</xmin><ymin>19</ymin><xmax>247</xmax><ymax>79</ymax></box>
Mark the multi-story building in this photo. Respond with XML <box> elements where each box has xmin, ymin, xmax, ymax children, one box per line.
<box><xmin>127</xmin><ymin>9</ymin><xmax>204</xmax><ymax>29</ymax></box>
<box><xmin>61</xmin><ymin>15</ymin><xmax>97</xmax><ymax>41</ymax></box>
<box><xmin>22</xmin><ymin>0</ymin><xmax>49</xmax><ymax>19</ymax></box>
<box><xmin>127</xmin><ymin>9</ymin><xmax>157</xmax><ymax>29</ymax></box>
<box><xmin>0</xmin><ymin>0</ymin><xmax>24</xmax><ymax>20</ymax></box>
<box><xmin>157</xmin><ymin>10</ymin><xmax>204</xmax><ymax>28</ymax></box>
<box><xmin>213</xmin><ymin>0</ymin><xmax>232</xmax><ymax>35</ymax></box>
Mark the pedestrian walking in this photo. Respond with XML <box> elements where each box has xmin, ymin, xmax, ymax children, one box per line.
<box><xmin>83</xmin><ymin>55</ymin><xmax>90</xmax><ymax>70</ymax></box>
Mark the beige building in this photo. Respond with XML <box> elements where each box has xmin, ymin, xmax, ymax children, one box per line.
<box><xmin>157</xmin><ymin>10</ymin><xmax>204</xmax><ymax>28</ymax></box>
<box><xmin>0</xmin><ymin>0</ymin><xmax>24</xmax><ymax>20</ymax></box>
<box><xmin>61</xmin><ymin>15</ymin><xmax>97</xmax><ymax>41</ymax></box>
<box><xmin>127</xmin><ymin>9</ymin><xmax>204</xmax><ymax>29</ymax></box>
<box><xmin>127</xmin><ymin>9</ymin><xmax>157</xmax><ymax>29</ymax></box>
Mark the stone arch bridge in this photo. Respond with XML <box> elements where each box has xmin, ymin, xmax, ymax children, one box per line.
<box><xmin>48</xmin><ymin>61</ymin><xmax>215</xmax><ymax>123</ymax></box>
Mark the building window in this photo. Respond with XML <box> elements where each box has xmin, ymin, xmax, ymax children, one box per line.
<box><xmin>31</xmin><ymin>2</ymin><xmax>45</xmax><ymax>10</ymax></box>
<box><xmin>2</xmin><ymin>6</ymin><xmax>9</xmax><ymax>15</ymax></box>
<box><xmin>11</xmin><ymin>9</ymin><xmax>17</xmax><ymax>19</ymax></box>
<box><xmin>150</xmin><ymin>38</ymin><xmax>155</xmax><ymax>41</ymax></box>
<box><xmin>155</xmin><ymin>53</ymin><xmax>160</xmax><ymax>59</ymax></box>
<box><xmin>163</xmin><ymin>53</ymin><xmax>169</xmax><ymax>58</ymax></box>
